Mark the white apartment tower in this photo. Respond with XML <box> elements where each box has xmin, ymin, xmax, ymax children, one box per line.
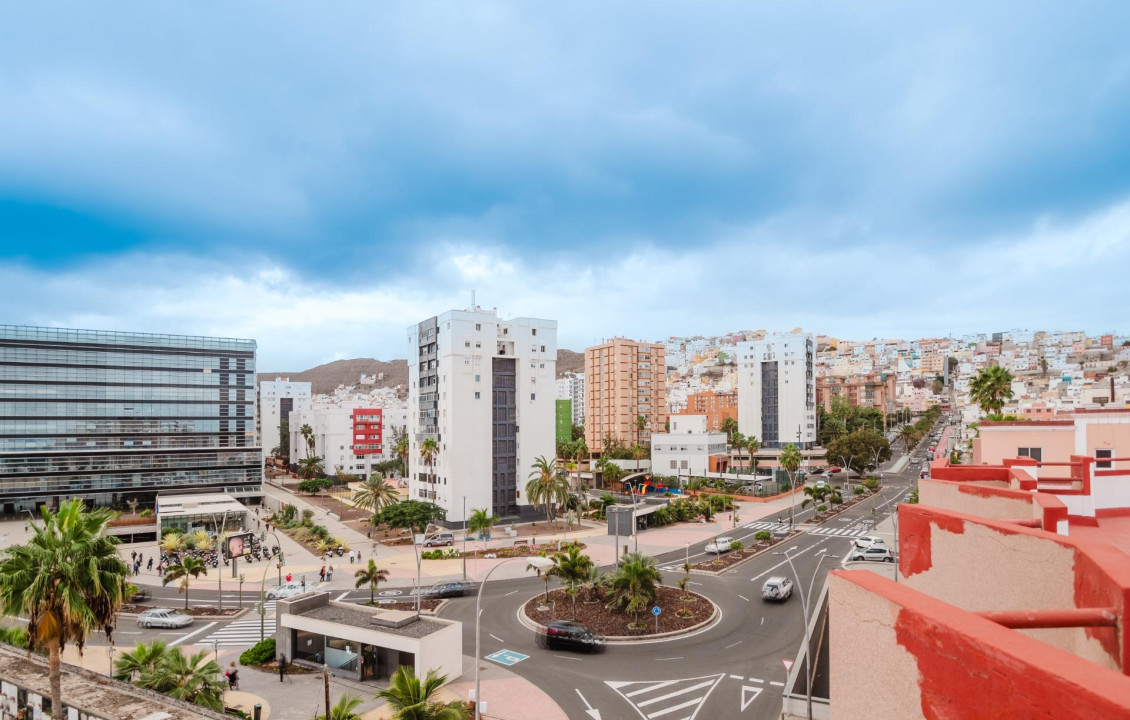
<box><xmin>256</xmin><ymin>377</ymin><xmax>312</xmax><ymax>460</ymax></box>
<box><xmin>737</xmin><ymin>333</ymin><xmax>816</xmax><ymax>449</ymax></box>
<box><xmin>408</xmin><ymin>307</ymin><xmax>557</xmax><ymax>523</ymax></box>
<box><xmin>555</xmin><ymin>373</ymin><xmax>585</xmax><ymax>426</ymax></box>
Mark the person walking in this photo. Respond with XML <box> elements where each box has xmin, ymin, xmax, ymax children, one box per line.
<box><xmin>147</xmin><ymin>557</ymin><xmax>153</xmax><ymax>572</ymax></box>
<box><xmin>278</xmin><ymin>655</ymin><xmax>287</xmax><ymax>683</ymax></box>
<box><xmin>286</xmin><ymin>572</ymin><xmax>292</xmax><ymax>583</ymax></box>
<box><xmin>326</xmin><ymin>565</ymin><xmax>333</xmax><ymax>581</ymax></box>
<box><xmin>319</xmin><ymin>565</ymin><xmax>326</xmax><ymax>583</ymax></box>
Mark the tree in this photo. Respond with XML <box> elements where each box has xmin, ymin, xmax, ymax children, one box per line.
<box><xmin>392</xmin><ymin>426</ymin><xmax>410</xmax><ymax>477</ymax></box>
<box><xmin>419</xmin><ymin>437</ymin><xmax>439</xmax><ymax>484</ymax></box>
<box><xmin>354</xmin><ymin>560</ymin><xmax>390</xmax><ymax>605</ymax></box>
<box><xmin>605</xmin><ymin>552</ymin><xmax>663</xmax><ymax>627</ymax></box>
<box><xmin>547</xmin><ymin>546</ymin><xmax>594</xmax><ymax>619</ymax></box>
<box><xmin>113</xmin><ymin>641</ymin><xmax>169</xmax><ymax>682</ymax></box>
<box><xmin>316</xmin><ymin>694</ymin><xmax>365</xmax><ymax>720</ymax></box>
<box><xmin>720</xmin><ymin>417</ymin><xmax>739</xmax><ymax>444</ymax></box>
<box><xmin>970</xmin><ymin>365</ymin><xmax>1015</xmax><ymax>416</ymax></box>
<box><xmin>126</xmin><ymin>498</ymin><xmax>140</xmax><ymax>516</ymax></box>
<box><xmin>0</xmin><ymin>501</ymin><xmax>131</xmax><ymax>719</ymax></box>
<box><xmin>135</xmin><ymin>647</ymin><xmax>225</xmax><ymax>711</ymax></box>
<box><xmin>278</xmin><ymin>416</ymin><xmax>290</xmax><ymax>459</ymax></box>
<box><xmin>300</xmin><ymin>423</ymin><xmax>315</xmax><ymax>458</ymax></box>
<box><xmin>375</xmin><ymin>500</ymin><xmax>447</xmax><ymax>535</ymax></box>
<box><xmin>298</xmin><ymin>455</ymin><xmax>326</xmax><ymax>480</ymax></box>
<box><xmin>745</xmin><ymin>436</ymin><xmax>761</xmax><ymax>475</ymax></box>
<box><xmin>352</xmin><ymin>475</ymin><xmax>400</xmax><ymax>514</ymax></box>
<box><xmin>162</xmin><ymin>557</ymin><xmax>208</xmax><ymax>610</ymax></box>
<box><xmin>801</xmin><ymin>484</ymin><xmax>830</xmax><ymax>510</ymax></box>
<box><xmin>779</xmin><ymin>443</ymin><xmax>803</xmax><ymax>528</ymax></box>
<box><xmin>731</xmin><ymin>432</ymin><xmax>746</xmax><ymax>473</ymax></box>
<box><xmin>825</xmin><ymin>429</ymin><xmax>891</xmax><ymax>478</ymax></box>
<box><xmin>467</xmin><ymin>508</ymin><xmax>499</xmax><ymax>549</ymax></box>
<box><xmin>376</xmin><ymin>665</ymin><xmax>468</xmax><ymax>720</ymax></box>
<box><xmin>297</xmin><ymin>477</ymin><xmax>333</xmax><ymax>494</ymax></box>
<box><xmin>526</xmin><ymin>455</ymin><xmax>569</xmax><ymax>526</ymax></box>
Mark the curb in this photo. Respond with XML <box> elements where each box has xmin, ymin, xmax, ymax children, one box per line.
<box><xmin>516</xmin><ymin>587</ymin><xmax>720</xmax><ymax>644</ymax></box>
<box><xmin>689</xmin><ymin>531</ymin><xmax>805</xmax><ymax>576</ymax></box>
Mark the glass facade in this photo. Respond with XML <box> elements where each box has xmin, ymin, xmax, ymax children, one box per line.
<box><xmin>0</xmin><ymin>325</ymin><xmax>261</xmax><ymax>510</ymax></box>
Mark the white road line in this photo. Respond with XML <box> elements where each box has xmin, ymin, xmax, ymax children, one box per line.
<box><xmin>490</xmin><ymin>634</ymin><xmax>504</xmax><ymax>643</ymax></box>
<box><xmin>553</xmin><ymin>655</ymin><xmax>581</xmax><ymax>661</ymax></box>
<box><xmin>626</xmin><ymin>681</ymin><xmax>679</xmax><ymax>697</ymax></box>
<box><xmin>655</xmin><ymin>657</ymin><xmax>684</xmax><ymax>661</ymax></box>
<box><xmin>636</xmin><ymin>680</ymin><xmax>715</xmax><ymax>707</ymax></box>
<box><xmin>168</xmin><ymin>621</ymin><xmax>217</xmax><ymax>647</ymax></box>
<box><xmin>769</xmin><ymin>681</ymin><xmax>784</xmax><ymax>687</ymax></box>
<box><xmin>647</xmin><ymin>696</ymin><xmax>704</xmax><ymax>718</ymax></box>
<box><xmin>749</xmin><ymin>540</ymin><xmax>827</xmax><ymax>583</ymax></box>
<box><xmin>747</xmin><ymin>677</ymin><xmax>764</xmax><ymax>684</ymax></box>
<box><xmin>729</xmin><ymin>674</ymin><xmax>743</xmax><ymax>680</ymax></box>
<box><xmin>335</xmin><ymin>591</ymin><xmax>350</xmax><ymax>601</ymax></box>
<box><xmin>687</xmin><ymin>582</ymin><xmax>702</xmax><ymax>586</ymax></box>
<box><xmin>737</xmin><ymin>595</ymin><xmax>750</xmax><ymax>602</ymax></box>
<box><xmin>504</xmin><ymin>590</ymin><xmax>519</xmax><ymax>596</ymax></box>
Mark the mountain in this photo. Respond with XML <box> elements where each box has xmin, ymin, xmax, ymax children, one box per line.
<box><xmin>262</xmin><ymin>348</ymin><xmax>584</xmax><ymax>395</ymax></box>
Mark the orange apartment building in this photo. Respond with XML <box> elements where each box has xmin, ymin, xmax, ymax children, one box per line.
<box><xmin>675</xmin><ymin>390</ymin><xmax>738</xmax><ymax>432</ymax></box>
<box><xmin>585</xmin><ymin>338</ymin><xmax>667</xmax><ymax>455</ymax></box>
<box><xmin>816</xmin><ymin>372</ymin><xmax>896</xmax><ymax>413</ymax></box>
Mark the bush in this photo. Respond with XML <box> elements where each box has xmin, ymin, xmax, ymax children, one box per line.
<box><xmin>239</xmin><ymin>638</ymin><xmax>276</xmax><ymax>666</ymax></box>
<box><xmin>0</xmin><ymin>626</ymin><xmax>29</xmax><ymax>649</ymax></box>
<box><xmin>729</xmin><ymin>540</ymin><xmax>745</xmax><ymax>552</ymax></box>
<box><xmin>817</xmin><ymin>504</ymin><xmax>828</xmax><ymax>513</ymax></box>
<box><xmin>754</xmin><ymin>531</ymin><xmax>771</xmax><ymax>542</ymax></box>
<box><xmin>281</xmin><ymin>504</ymin><xmax>298</xmax><ymax>522</ymax></box>
<box><xmin>139</xmin><ymin>508</ymin><xmax>154</xmax><ymax>518</ymax></box>
<box><xmin>301</xmin><ymin>509</ymin><xmax>315</xmax><ymax>523</ymax></box>
<box><xmin>421</xmin><ymin>548</ymin><xmax>461</xmax><ymax>560</ymax></box>
<box><xmin>293</xmin><ymin>527</ymin><xmax>311</xmax><ymax>543</ymax></box>
<box><xmin>853</xmin><ymin>486</ymin><xmax>866</xmax><ymax>496</ymax></box>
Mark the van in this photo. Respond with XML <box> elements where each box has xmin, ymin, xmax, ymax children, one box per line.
<box><xmin>423</xmin><ymin>532</ymin><xmax>455</xmax><ymax>547</ymax></box>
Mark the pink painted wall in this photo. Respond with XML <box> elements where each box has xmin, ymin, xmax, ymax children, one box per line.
<box><xmin>978</xmin><ymin>425</ymin><xmax>1076</xmax><ymax>477</ymax></box>
<box><xmin>919</xmin><ymin>479</ymin><xmax>1038</xmax><ymax>524</ymax></box>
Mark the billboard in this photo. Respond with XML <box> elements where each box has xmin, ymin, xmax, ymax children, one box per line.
<box><xmin>225</xmin><ymin>531</ymin><xmax>253</xmax><ymax>559</ymax></box>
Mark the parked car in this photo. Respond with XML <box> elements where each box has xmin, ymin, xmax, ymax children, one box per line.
<box><xmin>535</xmin><ymin>620</ymin><xmax>606</xmax><ymax>653</ymax></box>
<box><xmin>850</xmin><ymin>546</ymin><xmax>895</xmax><ymax>563</ymax></box>
<box><xmin>425</xmin><ymin>581</ymin><xmax>477</xmax><ymax>598</ymax></box>
<box><xmin>827</xmin><ymin>467</ymin><xmax>843</xmax><ymax>474</ymax></box>
<box><xmin>137</xmin><ymin>608</ymin><xmax>193</xmax><ymax>629</ymax></box>
<box><xmin>853</xmin><ymin>535</ymin><xmax>886</xmax><ymax>551</ymax></box>
<box><xmin>422</xmin><ymin>532</ymin><xmax>455</xmax><ymax>548</ymax></box>
<box><xmin>266</xmin><ymin>581</ymin><xmax>307</xmax><ymax>599</ymax></box>
<box><xmin>814</xmin><ymin>481</ymin><xmax>828</xmax><ymax>490</ymax></box>
<box><xmin>761</xmin><ymin>576</ymin><xmax>794</xmax><ymax>602</ymax></box>
<box><xmin>129</xmin><ymin>587</ymin><xmax>151</xmax><ymax>603</ymax></box>
<box><xmin>705</xmin><ymin>536</ymin><xmax>735</xmax><ymax>554</ymax></box>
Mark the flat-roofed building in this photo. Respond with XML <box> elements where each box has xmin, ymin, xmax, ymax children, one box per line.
<box><xmin>585</xmin><ymin>338</ymin><xmax>667</xmax><ymax>455</ymax></box>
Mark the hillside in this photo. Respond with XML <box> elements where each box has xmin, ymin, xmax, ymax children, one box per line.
<box><xmin>263</xmin><ymin>348</ymin><xmax>584</xmax><ymax>394</ymax></box>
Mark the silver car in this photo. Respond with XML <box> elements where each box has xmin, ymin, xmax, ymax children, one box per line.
<box><xmin>705</xmin><ymin>536</ymin><xmax>735</xmax><ymax>554</ymax></box>
<box><xmin>761</xmin><ymin>576</ymin><xmax>793</xmax><ymax>602</ymax></box>
<box><xmin>137</xmin><ymin>608</ymin><xmax>194</xmax><ymax>629</ymax></box>
<box><xmin>266</xmin><ymin>581</ymin><xmax>307</xmax><ymax>599</ymax></box>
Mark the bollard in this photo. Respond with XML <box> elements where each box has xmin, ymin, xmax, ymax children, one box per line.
<box><xmin>253</xmin><ymin>704</ymin><xmax>262</xmax><ymax>720</ymax></box>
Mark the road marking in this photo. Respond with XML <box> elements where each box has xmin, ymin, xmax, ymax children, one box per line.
<box><xmin>168</xmin><ymin>621</ymin><xmax>217</xmax><ymax>647</ymax></box>
<box><xmin>607</xmin><ymin>674</ymin><xmax>724</xmax><ymax>720</ymax></box>
<box><xmin>740</xmin><ymin>686</ymin><xmax>763</xmax><ymax>712</ymax></box>
<box><xmin>747</xmin><ymin>677</ymin><xmax>764</xmax><ymax>683</ymax></box>
<box><xmin>655</xmin><ymin>657</ymin><xmax>684</xmax><ymax>661</ymax></box>
<box><xmin>737</xmin><ymin>595</ymin><xmax>750</xmax><ymax>602</ymax></box>
<box><xmin>729</xmin><ymin>674</ymin><xmax>743</xmax><ymax>679</ymax></box>
<box><xmin>724</xmin><ymin>641</ymin><xmax>742</xmax><ymax>649</ymax></box>
<box><xmin>553</xmin><ymin>655</ymin><xmax>581</xmax><ymax>661</ymax></box>
<box><xmin>485</xmin><ymin>649</ymin><xmax>528</xmax><ymax>667</ymax></box>
<box><xmin>490</xmin><ymin>634</ymin><xmax>504</xmax><ymax>643</ymax></box>
<box><xmin>749</xmin><ymin>540</ymin><xmax>828</xmax><ymax>583</ymax></box>
<box><xmin>336</xmin><ymin>591</ymin><xmax>350</xmax><ymax>601</ymax></box>
<box><xmin>504</xmin><ymin>590</ymin><xmax>519</xmax><ymax>596</ymax></box>
<box><xmin>119</xmin><ymin>631</ymin><xmax>142</xmax><ymax>635</ymax></box>
<box><xmin>687</xmin><ymin>582</ymin><xmax>702</xmax><ymax>586</ymax></box>
<box><xmin>769</xmin><ymin>681</ymin><xmax>784</xmax><ymax>687</ymax></box>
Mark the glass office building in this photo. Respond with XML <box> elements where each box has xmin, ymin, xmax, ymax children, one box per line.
<box><xmin>0</xmin><ymin>325</ymin><xmax>262</xmax><ymax>512</ymax></box>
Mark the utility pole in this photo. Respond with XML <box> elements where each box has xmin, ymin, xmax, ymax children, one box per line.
<box><xmin>323</xmin><ymin>664</ymin><xmax>331</xmax><ymax>720</ymax></box>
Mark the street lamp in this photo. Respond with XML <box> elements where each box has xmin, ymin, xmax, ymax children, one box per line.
<box><xmin>105</xmin><ymin>646</ymin><xmax>116</xmax><ymax>677</ymax></box>
<box><xmin>412</xmin><ymin>524</ymin><xmax>445</xmax><ymax>616</ymax></box>
<box><xmin>875</xmin><ymin>493</ymin><xmax>900</xmax><ymax>584</ymax></box>
<box><xmin>626</xmin><ymin>483</ymin><xmax>638</xmax><ymax>554</ymax></box>
<box><xmin>684</xmin><ymin>541</ymin><xmax>690</xmax><ymax>569</ymax></box>
<box><xmin>774</xmin><ymin>547</ymin><xmax>839</xmax><ymax>720</ymax></box>
<box><xmin>474</xmin><ymin>556</ymin><xmax>553</xmax><ymax>720</ymax></box>
<box><xmin>257</xmin><ymin>529</ymin><xmax>286</xmax><ymax>643</ymax></box>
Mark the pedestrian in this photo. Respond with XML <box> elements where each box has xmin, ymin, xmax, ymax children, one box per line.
<box><xmin>326</xmin><ymin>565</ymin><xmax>333</xmax><ymax>581</ymax></box>
<box><xmin>256</xmin><ymin>519</ymin><xmax>260</xmax><ymax>530</ymax></box>
<box><xmin>131</xmin><ymin>551</ymin><xmax>137</xmax><ymax>563</ymax></box>
<box><xmin>227</xmin><ymin>662</ymin><xmax>239</xmax><ymax>690</ymax></box>
<box><xmin>367</xmin><ymin>528</ymin><xmax>371</xmax><ymax>539</ymax></box>
<box><xmin>133</xmin><ymin>562</ymin><xmax>140</xmax><ymax>576</ymax></box>
<box><xmin>371</xmin><ymin>542</ymin><xmax>377</xmax><ymax>556</ymax></box>
<box><xmin>286</xmin><ymin>572</ymin><xmax>292</xmax><ymax>583</ymax></box>
<box><xmin>23</xmin><ymin>523</ymin><xmax>28</xmax><ymax>533</ymax></box>
<box><xmin>319</xmin><ymin>565</ymin><xmax>326</xmax><ymax>582</ymax></box>
<box><xmin>147</xmin><ymin>557</ymin><xmax>153</xmax><ymax>571</ymax></box>
<box><xmin>278</xmin><ymin>655</ymin><xmax>287</xmax><ymax>682</ymax></box>
<box><xmin>349</xmin><ymin>550</ymin><xmax>354</xmax><ymax>564</ymax></box>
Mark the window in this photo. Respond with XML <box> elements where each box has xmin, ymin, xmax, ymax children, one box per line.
<box><xmin>475</xmin><ymin>392</ymin><xmax>481</xmax><ymax>399</ymax></box>
<box><xmin>541</xmin><ymin>345</ymin><xmax>546</xmax><ymax>352</ymax></box>
<box><xmin>680</xmin><ymin>460</ymin><xmax>689</xmax><ymax>469</ymax></box>
<box><xmin>531</xmin><ymin>393</ymin><xmax>536</xmax><ymax>401</ymax></box>
<box><xmin>532</xmin><ymin>328</ymin><xmax>537</xmax><ymax>336</ymax></box>
<box><xmin>1017</xmin><ymin>447</ymin><xmax>1043</xmax><ymax>462</ymax></box>
<box><xmin>670</xmin><ymin>460</ymin><xmax>677</xmax><ymax>470</ymax></box>
<box><xmin>475</xmin><ymin>323</ymin><xmax>481</xmax><ymax>331</ymax></box>
<box><xmin>1096</xmin><ymin>449</ymin><xmax>1113</xmax><ymax>469</ymax></box>
<box><xmin>475</xmin><ymin>374</ymin><xmax>481</xmax><ymax>382</ymax></box>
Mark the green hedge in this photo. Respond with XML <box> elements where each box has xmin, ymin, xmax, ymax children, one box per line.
<box><xmin>239</xmin><ymin>638</ymin><xmax>276</xmax><ymax>666</ymax></box>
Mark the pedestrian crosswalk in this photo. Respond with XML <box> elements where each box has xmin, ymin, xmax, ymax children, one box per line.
<box><xmin>742</xmin><ymin>521</ymin><xmax>783</xmax><ymax>530</ymax></box>
<box><xmin>606</xmin><ymin>673</ymin><xmax>724</xmax><ymax>720</ymax></box>
<box><xmin>197</xmin><ymin>601</ymin><xmax>278</xmax><ymax>647</ymax></box>
<box><xmin>806</xmin><ymin>527</ymin><xmax>871</xmax><ymax>538</ymax></box>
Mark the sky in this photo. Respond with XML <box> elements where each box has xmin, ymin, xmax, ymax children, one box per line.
<box><xmin>2</xmin><ymin>2</ymin><xmax>1130</xmax><ymax>370</ymax></box>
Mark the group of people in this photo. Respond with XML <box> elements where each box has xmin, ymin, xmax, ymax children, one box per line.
<box><xmin>318</xmin><ymin>564</ymin><xmax>334</xmax><ymax>582</ymax></box>
<box><xmin>129</xmin><ymin>550</ymin><xmax>153</xmax><ymax>575</ymax></box>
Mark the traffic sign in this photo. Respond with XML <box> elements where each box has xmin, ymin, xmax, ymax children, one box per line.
<box><xmin>652</xmin><ymin>606</ymin><xmax>662</xmax><ymax>616</ymax></box>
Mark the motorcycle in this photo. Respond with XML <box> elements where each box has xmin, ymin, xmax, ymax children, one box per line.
<box><xmin>335</xmin><ymin>546</ymin><xmax>344</xmax><ymax>557</ymax></box>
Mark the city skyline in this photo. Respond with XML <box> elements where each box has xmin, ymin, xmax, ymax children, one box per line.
<box><xmin>3</xmin><ymin>2</ymin><xmax>1129</xmax><ymax>369</ymax></box>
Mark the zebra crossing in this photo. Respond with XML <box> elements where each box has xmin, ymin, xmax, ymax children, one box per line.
<box><xmin>606</xmin><ymin>673</ymin><xmax>724</xmax><ymax>720</ymax></box>
<box><xmin>806</xmin><ymin>527</ymin><xmax>871</xmax><ymax>538</ymax></box>
<box><xmin>197</xmin><ymin>601</ymin><xmax>277</xmax><ymax>647</ymax></box>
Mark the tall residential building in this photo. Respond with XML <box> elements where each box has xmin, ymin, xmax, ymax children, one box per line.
<box><xmin>0</xmin><ymin>325</ymin><xmax>261</xmax><ymax>511</ymax></box>
<box><xmin>815</xmin><ymin>372</ymin><xmax>896</xmax><ymax>415</ymax></box>
<box><xmin>289</xmin><ymin>406</ymin><xmax>407</xmax><ymax>480</ymax></box>
<box><xmin>584</xmin><ymin>338</ymin><xmax>667</xmax><ymax>455</ymax></box>
<box><xmin>675</xmin><ymin>390</ymin><xmax>738</xmax><ymax>432</ymax></box>
<box><xmin>407</xmin><ymin>307</ymin><xmax>557</xmax><ymax>522</ymax></box>
<box><xmin>737</xmin><ymin>333</ymin><xmax>816</xmax><ymax>449</ymax></box>
<box><xmin>256</xmin><ymin>377</ymin><xmax>311</xmax><ymax>460</ymax></box>
<box><xmin>555</xmin><ymin>372</ymin><xmax>585</xmax><ymax>426</ymax></box>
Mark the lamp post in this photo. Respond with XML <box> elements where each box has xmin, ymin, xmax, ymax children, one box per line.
<box><xmin>626</xmin><ymin>483</ymin><xmax>638</xmax><ymax>554</ymax></box>
<box><xmin>474</xmin><ymin>556</ymin><xmax>553</xmax><ymax>720</ymax></box>
<box><xmin>774</xmin><ymin>547</ymin><xmax>839</xmax><ymax>720</ymax></box>
<box><xmin>684</xmin><ymin>541</ymin><xmax>690</xmax><ymax>569</ymax></box>
<box><xmin>876</xmin><ymin>492</ymin><xmax>900</xmax><ymax>584</ymax></box>
<box><xmin>257</xmin><ymin>529</ymin><xmax>286</xmax><ymax>643</ymax></box>
<box><xmin>412</xmin><ymin>524</ymin><xmax>444</xmax><ymax>617</ymax></box>
<box><xmin>105</xmin><ymin>646</ymin><xmax>116</xmax><ymax>677</ymax></box>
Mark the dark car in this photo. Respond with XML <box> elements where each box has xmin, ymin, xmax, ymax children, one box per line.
<box><xmin>129</xmin><ymin>587</ymin><xmax>151</xmax><ymax>603</ymax></box>
<box><xmin>535</xmin><ymin>620</ymin><xmax>606</xmax><ymax>653</ymax></box>
<box><xmin>425</xmin><ymin>581</ymin><xmax>477</xmax><ymax>598</ymax></box>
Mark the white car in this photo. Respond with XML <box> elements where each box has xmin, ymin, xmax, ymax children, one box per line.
<box><xmin>850</xmin><ymin>546</ymin><xmax>895</xmax><ymax>563</ymax></box>
<box><xmin>853</xmin><ymin>535</ymin><xmax>886</xmax><ymax>551</ymax></box>
<box><xmin>266</xmin><ymin>581</ymin><xmax>307</xmax><ymax>599</ymax></box>
<box><xmin>705</xmin><ymin>536</ymin><xmax>735</xmax><ymax>554</ymax></box>
<box><xmin>761</xmin><ymin>576</ymin><xmax>794</xmax><ymax>602</ymax></box>
<box><xmin>137</xmin><ymin>608</ymin><xmax>194</xmax><ymax>629</ymax></box>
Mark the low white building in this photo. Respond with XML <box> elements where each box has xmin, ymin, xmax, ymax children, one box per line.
<box><xmin>649</xmin><ymin>415</ymin><xmax>728</xmax><ymax>478</ymax></box>
<box><xmin>289</xmin><ymin>406</ymin><xmax>408</xmax><ymax>480</ymax></box>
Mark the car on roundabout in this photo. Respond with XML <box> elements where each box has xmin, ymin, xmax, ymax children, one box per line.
<box><xmin>704</xmin><ymin>536</ymin><xmax>735</xmax><ymax>554</ymax></box>
<box><xmin>761</xmin><ymin>576</ymin><xmax>794</xmax><ymax>602</ymax></box>
<box><xmin>535</xmin><ymin>620</ymin><xmax>606</xmax><ymax>653</ymax></box>
<box><xmin>137</xmin><ymin>608</ymin><xmax>193</xmax><ymax>629</ymax></box>
<box><xmin>424</xmin><ymin>580</ymin><xmax>477</xmax><ymax>598</ymax></box>
<box><xmin>267</xmin><ymin>581</ymin><xmax>307</xmax><ymax>599</ymax></box>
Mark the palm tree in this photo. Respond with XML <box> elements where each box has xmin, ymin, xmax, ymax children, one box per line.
<box><xmin>393</xmin><ymin>427</ymin><xmax>410</xmax><ymax>477</ymax></box>
<box><xmin>527</xmin><ymin>455</ymin><xmax>568</xmax><ymax>526</ymax></box>
<box><xmin>779</xmin><ymin>443</ymin><xmax>803</xmax><ymax>529</ymax></box>
<box><xmin>354</xmin><ymin>560</ymin><xmax>390</xmax><ymax>605</ymax></box>
<box><xmin>136</xmin><ymin>647</ymin><xmax>225</xmax><ymax>711</ymax></box>
<box><xmin>300</xmin><ymin>423</ymin><xmax>315</xmax><ymax>458</ymax></box>
<box><xmin>731</xmin><ymin>432</ymin><xmax>746</xmax><ymax>473</ymax></box>
<box><xmin>635</xmin><ymin>414</ymin><xmax>647</xmax><ymax>446</ymax></box>
<box><xmin>467</xmin><ymin>508</ymin><xmax>499</xmax><ymax>549</ymax></box>
<box><xmin>316</xmin><ymin>693</ymin><xmax>365</xmax><ymax>720</ymax></box>
<box><xmin>113</xmin><ymin>640</ymin><xmax>169</xmax><ymax>682</ymax></box>
<box><xmin>606</xmin><ymin>552</ymin><xmax>663</xmax><ymax>627</ymax></box>
<box><xmin>746</xmin><ymin>436</ymin><xmax>760</xmax><ymax>474</ymax></box>
<box><xmin>547</xmin><ymin>546</ymin><xmax>595</xmax><ymax>619</ymax></box>
<box><xmin>0</xmin><ymin>501</ymin><xmax>131</xmax><ymax>719</ymax></box>
<box><xmin>162</xmin><ymin>557</ymin><xmax>208</xmax><ymax>610</ymax></box>
<box><xmin>352</xmin><ymin>475</ymin><xmax>400</xmax><ymax>514</ymax></box>
<box><xmin>419</xmin><ymin>437</ymin><xmax>440</xmax><ymax>498</ymax></box>
<box><xmin>720</xmin><ymin>417</ymin><xmax>738</xmax><ymax>444</ymax></box>
<box><xmin>298</xmin><ymin>455</ymin><xmax>326</xmax><ymax>480</ymax></box>
<box><xmin>376</xmin><ymin>665</ymin><xmax>468</xmax><ymax>720</ymax></box>
<box><xmin>970</xmin><ymin>365</ymin><xmax>1015</xmax><ymax>417</ymax></box>
<box><xmin>801</xmin><ymin>485</ymin><xmax>829</xmax><ymax>510</ymax></box>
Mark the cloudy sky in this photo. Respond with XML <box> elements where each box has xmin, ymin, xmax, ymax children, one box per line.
<box><xmin>3</xmin><ymin>2</ymin><xmax>1129</xmax><ymax>370</ymax></box>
